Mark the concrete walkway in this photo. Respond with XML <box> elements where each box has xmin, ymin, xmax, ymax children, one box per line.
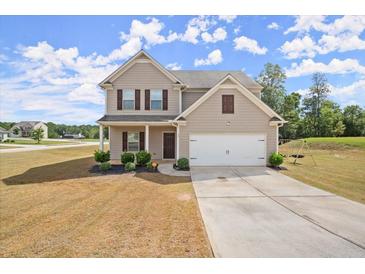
<box><xmin>191</xmin><ymin>166</ymin><xmax>365</xmax><ymax>257</ymax></box>
<box><xmin>0</xmin><ymin>142</ymin><xmax>98</xmax><ymax>153</ymax></box>
<box><xmin>158</xmin><ymin>162</ymin><xmax>191</xmax><ymax>177</ymax></box>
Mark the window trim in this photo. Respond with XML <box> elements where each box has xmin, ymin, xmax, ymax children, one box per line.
<box><xmin>222</xmin><ymin>94</ymin><xmax>234</xmax><ymax>114</ymax></box>
<box><xmin>122</xmin><ymin>89</ymin><xmax>135</xmax><ymax>110</ymax></box>
<box><xmin>150</xmin><ymin>89</ymin><xmax>163</xmax><ymax>110</ymax></box>
<box><xmin>127</xmin><ymin>132</ymin><xmax>140</xmax><ymax>152</ymax></box>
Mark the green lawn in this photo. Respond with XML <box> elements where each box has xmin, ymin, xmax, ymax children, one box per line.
<box><xmin>304</xmin><ymin>137</ymin><xmax>365</xmax><ymax>149</ymax></box>
<box><xmin>5</xmin><ymin>139</ymin><xmax>77</xmax><ymax>146</ymax></box>
<box><xmin>279</xmin><ymin>137</ymin><xmax>365</xmax><ymax>204</ymax></box>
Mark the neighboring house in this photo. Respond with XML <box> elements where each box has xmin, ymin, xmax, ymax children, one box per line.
<box><xmin>0</xmin><ymin>126</ymin><xmax>9</xmax><ymax>141</ymax></box>
<box><xmin>10</xmin><ymin>121</ymin><xmax>48</xmax><ymax>139</ymax></box>
<box><xmin>97</xmin><ymin>50</ymin><xmax>286</xmax><ymax>166</ymax></box>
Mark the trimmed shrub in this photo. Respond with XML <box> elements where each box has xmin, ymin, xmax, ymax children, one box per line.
<box><xmin>121</xmin><ymin>152</ymin><xmax>135</xmax><ymax>164</ymax></box>
<box><xmin>136</xmin><ymin>150</ymin><xmax>152</xmax><ymax>166</ymax></box>
<box><xmin>125</xmin><ymin>162</ymin><xmax>136</xmax><ymax>172</ymax></box>
<box><xmin>269</xmin><ymin>152</ymin><xmax>284</xmax><ymax>167</ymax></box>
<box><xmin>94</xmin><ymin>150</ymin><xmax>110</xmax><ymax>163</ymax></box>
<box><xmin>177</xmin><ymin>158</ymin><xmax>189</xmax><ymax>170</ymax></box>
<box><xmin>100</xmin><ymin>162</ymin><xmax>111</xmax><ymax>172</ymax></box>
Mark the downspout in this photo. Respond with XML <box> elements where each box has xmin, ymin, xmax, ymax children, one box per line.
<box><xmin>172</xmin><ymin>121</ymin><xmax>180</xmax><ymax>163</ymax></box>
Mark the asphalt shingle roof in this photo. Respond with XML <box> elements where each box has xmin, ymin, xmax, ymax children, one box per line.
<box><xmin>169</xmin><ymin>70</ymin><xmax>262</xmax><ymax>89</ymax></box>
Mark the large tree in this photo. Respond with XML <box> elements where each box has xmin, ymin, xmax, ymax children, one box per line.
<box><xmin>318</xmin><ymin>100</ymin><xmax>345</xmax><ymax>137</ymax></box>
<box><xmin>280</xmin><ymin>92</ymin><xmax>301</xmax><ymax>139</ymax></box>
<box><xmin>302</xmin><ymin>73</ymin><xmax>331</xmax><ymax>136</ymax></box>
<box><xmin>343</xmin><ymin>105</ymin><xmax>365</xmax><ymax>136</ymax></box>
<box><xmin>256</xmin><ymin>63</ymin><xmax>286</xmax><ymax>115</ymax></box>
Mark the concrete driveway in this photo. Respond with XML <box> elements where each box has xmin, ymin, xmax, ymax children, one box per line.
<box><xmin>191</xmin><ymin>167</ymin><xmax>365</xmax><ymax>257</ymax></box>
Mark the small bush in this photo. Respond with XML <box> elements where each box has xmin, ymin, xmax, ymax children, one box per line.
<box><xmin>94</xmin><ymin>150</ymin><xmax>110</xmax><ymax>163</ymax></box>
<box><xmin>136</xmin><ymin>150</ymin><xmax>152</xmax><ymax>166</ymax></box>
<box><xmin>177</xmin><ymin>158</ymin><xmax>189</xmax><ymax>170</ymax></box>
<box><xmin>100</xmin><ymin>162</ymin><xmax>111</xmax><ymax>172</ymax></box>
<box><xmin>10</xmin><ymin>140</ymin><xmax>15</xmax><ymax>143</ymax></box>
<box><xmin>125</xmin><ymin>162</ymin><xmax>136</xmax><ymax>172</ymax></box>
<box><xmin>121</xmin><ymin>152</ymin><xmax>135</xmax><ymax>164</ymax></box>
<box><xmin>269</xmin><ymin>152</ymin><xmax>284</xmax><ymax>167</ymax></box>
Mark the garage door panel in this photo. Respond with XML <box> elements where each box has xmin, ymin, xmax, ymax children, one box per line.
<box><xmin>189</xmin><ymin>133</ymin><xmax>266</xmax><ymax>166</ymax></box>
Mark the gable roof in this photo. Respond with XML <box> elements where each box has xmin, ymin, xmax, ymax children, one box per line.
<box><xmin>99</xmin><ymin>50</ymin><xmax>182</xmax><ymax>87</ymax></box>
<box><xmin>175</xmin><ymin>74</ymin><xmax>286</xmax><ymax>122</ymax></box>
<box><xmin>12</xmin><ymin>121</ymin><xmax>43</xmax><ymax>131</ymax></box>
<box><xmin>0</xmin><ymin>126</ymin><xmax>9</xmax><ymax>133</ymax></box>
<box><xmin>170</xmin><ymin>70</ymin><xmax>262</xmax><ymax>89</ymax></box>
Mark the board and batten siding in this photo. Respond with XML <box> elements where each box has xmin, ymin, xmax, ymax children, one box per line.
<box><xmin>107</xmin><ymin>62</ymin><xmax>179</xmax><ymax>115</ymax></box>
<box><xmin>179</xmin><ymin>87</ymin><xmax>278</xmax><ymax>163</ymax></box>
<box><xmin>109</xmin><ymin>125</ymin><xmax>176</xmax><ymax>160</ymax></box>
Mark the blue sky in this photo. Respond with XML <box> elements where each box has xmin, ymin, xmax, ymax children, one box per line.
<box><xmin>0</xmin><ymin>15</ymin><xmax>364</xmax><ymax>124</ymax></box>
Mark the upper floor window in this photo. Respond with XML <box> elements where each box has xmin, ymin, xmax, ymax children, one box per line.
<box><xmin>123</xmin><ymin>89</ymin><xmax>135</xmax><ymax>110</ymax></box>
<box><xmin>222</xmin><ymin>95</ymin><xmax>234</xmax><ymax>114</ymax></box>
<box><xmin>150</xmin><ymin>89</ymin><xmax>162</xmax><ymax>110</ymax></box>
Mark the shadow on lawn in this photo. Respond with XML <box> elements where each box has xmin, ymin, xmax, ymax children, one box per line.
<box><xmin>135</xmin><ymin>172</ymin><xmax>191</xmax><ymax>185</ymax></box>
<box><xmin>2</xmin><ymin>157</ymin><xmax>96</xmax><ymax>185</ymax></box>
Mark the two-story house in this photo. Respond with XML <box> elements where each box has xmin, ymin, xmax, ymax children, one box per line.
<box><xmin>97</xmin><ymin>50</ymin><xmax>286</xmax><ymax>166</ymax></box>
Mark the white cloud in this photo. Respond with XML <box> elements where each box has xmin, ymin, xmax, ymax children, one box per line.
<box><xmin>330</xmin><ymin>79</ymin><xmax>365</xmax><ymax>96</ymax></box>
<box><xmin>68</xmin><ymin>83</ymin><xmax>104</xmax><ymax>105</ymax></box>
<box><xmin>233</xmin><ymin>36</ymin><xmax>267</xmax><ymax>55</ymax></box>
<box><xmin>285</xmin><ymin>15</ymin><xmax>365</xmax><ymax>35</ymax></box>
<box><xmin>194</xmin><ymin>49</ymin><xmax>223</xmax><ymax>66</ymax></box>
<box><xmin>166</xmin><ymin>62</ymin><xmax>182</xmax><ymax>70</ymax></box>
<box><xmin>285</xmin><ymin>58</ymin><xmax>365</xmax><ymax>77</ymax></box>
<box><xmin>233</xmin><ymin>26</ymin><xmax>240</xmax><ymax>34</ymax></box>
<box><xmin>218</xmin><ymin>15</ymin><xmax>237</xmax><ymax>23</ymax></box>
<box><xmin>267</xmin><ymin>22</ymin><xmax>279</xmax><ymax>30</ymax></box>
<box><xmin>201</xmin><ymin>27</ymin><xmax>227</xmax><ymax>43</ymax></box>
<box><xmin>280</xmin><ymin>34</ymin><xmax>365</xmax><ymax>59</ymax></box>
<box><xmin>281</xmin><ymin>16</ymin><xmax>365</xmax><ymax>58</ymax></box>
<box><xmin>179</xmin><ymin>16</ymin><xmax>217</xmax><ymax>44</ymax></box>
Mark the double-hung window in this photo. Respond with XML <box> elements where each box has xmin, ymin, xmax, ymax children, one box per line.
<box><xmin>128</xmin><ymin>132</ymin><xmax>139</xmax><ymax>151</ymax></box>
<box><xmin>150</xmin><ymin>89</ymin><xmax>162</xmax><ymax>110</ymax></box>
<box><xmin>123</xmin><ymin>89</ymin><xmax>135</xmax><ymax>110</ymax></box>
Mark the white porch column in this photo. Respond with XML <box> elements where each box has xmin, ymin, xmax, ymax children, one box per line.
<box><xmin>99</xmin><ymin>125</ymin><xmax>104</xmax><ymax>151</ymax></box>
<box><xmin>145</xmin><ymin>124</ymin><xmax>149</xmax><ymax>151</ymax></box>
<box><xmin>176</xmin><ymin>124</ymin><xmax>180</xmax><ymax>160</ymax></box>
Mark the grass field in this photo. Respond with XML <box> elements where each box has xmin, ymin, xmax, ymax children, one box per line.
<box><xmin>0</xmin><ymin>145</ymin><xmax>21</xmax><ymax>149</ymax></box>
<box><xmin>4</xmin><ymin>139</ymin><xmax>78</xmax><ymax>146</ymax></box>
<box><xmin>0</xmin><ymin>146</ymin><xmax>211</xmax><ymax>257</ymax></box>
<box><xmin>279</xmin><ymin>137</ymin><xmax>365</xmax><ymax>204</ymax></box>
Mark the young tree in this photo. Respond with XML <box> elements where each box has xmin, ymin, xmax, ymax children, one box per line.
<box><xmin>343</xmin><ymin>105</ymin><xmax>365</xmax><ymax>136</ymax></box>
<box><xmin>31</xmin><ymin>127</ymin><xmax>44</xmax><ymax>144</ymax></box>
<box><xmin>302</xmin><ymin>73</ymin><xmax>331</xmax><ymax>136</ymax></box>
<box><xmin>256</xmin><ymin>63</ymin><xmax>286</xmax><ymax>115</ymax></box>
<box><xmin>280</xmin><ymin>92</ymin><xmax>301</xmax><ymax>139</ymax></box>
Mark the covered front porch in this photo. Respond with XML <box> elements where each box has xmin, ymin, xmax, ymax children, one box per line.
<box><xmin>98</xmin><ymin>122</ymin><xmax>180</xmax><ymax>162</ymax></box>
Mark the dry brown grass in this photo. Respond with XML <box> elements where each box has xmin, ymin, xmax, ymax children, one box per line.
<box><xmin>0</xmin><ymin>146</ymin><xmax>212</xmax><ymax>257</ymax></box>
<box><xmin>279</xmin><ymin>141</ymin><xmax>365</xmax><ymax>204</ymax></box>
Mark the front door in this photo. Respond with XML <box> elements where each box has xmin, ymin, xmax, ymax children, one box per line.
<box><xmin>163</xmin><ymin>132</ymin><xmax>175</xmax><ymax>159</ymax></box>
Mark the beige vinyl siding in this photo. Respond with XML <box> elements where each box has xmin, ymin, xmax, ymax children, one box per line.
<box><xmin>107</xmin><ymin>62</ymin><xmax>179</xmax><ymax>115</ymax></box>
<box><xmin>182</xmin><ymin>91</ymin><xmax>206</xmax><ymax>111</ymax></box>
<box><xmin>34</xmin><ymin>122</ymin><xmax>48</xmax><ymax>139</ymax></box>
<box><xmin>179</xmin><ymin>87</ymin><xmax>278</xmax><ymax>163</ymax></box>
<box><xmin>109</xmin><ymin>125</ymin><xmax>175</xmax><ymax>160</ymax></box>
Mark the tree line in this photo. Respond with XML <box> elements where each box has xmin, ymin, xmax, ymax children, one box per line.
<box><xmin>256</xmin><ymin>63</ymin><xmax>365</xmax><ymax>139</ymax></box>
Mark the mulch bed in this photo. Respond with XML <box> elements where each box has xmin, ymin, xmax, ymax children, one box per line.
<box><xmin>89</xmin><ymin>164</ymin><xmax>159</xmax><ymax>175</ymax></box>
<box><xmin>173</xmin><ymin>164</ymin><xmax>190</xmax><ymax>171</ymax></box>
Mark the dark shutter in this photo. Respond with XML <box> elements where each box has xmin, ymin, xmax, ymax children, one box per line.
<box><xmin>139</xmin><ymin>132</ymin><xmax>145</xmax><ymax>151</ymax></box>
<box><xmin>135</xmin><ymin>89</ymin><xmax>140</xmax><ymax>110</ymax></box>
<box><xmin>162</xmin><ymin>89</ymin><xmax>168</xmax><ymax>111</ymax></box>
<box><xmin>117</xmin><ymin>89</ymin><xmax>123</xmax><ymax>110</ymax></box>
<box><xmin>145</xmin><ymin>89</ymin><xmax>150</xmax><ymax>110</ymax></box>
<box><xmin>222</xmin><ymin>95</ymin><xmax>234</xmax><ymax>114</ymax></box>
<box><xmin>122</xmin><ymin>131</ymin><xmax>128</xmax><ymax>151</ymax></box>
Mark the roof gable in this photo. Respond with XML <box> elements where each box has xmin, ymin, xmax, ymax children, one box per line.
<box><xmin>175</xmin><ymin>74</ymin><xmax>286</xmax><ymax>122</ymax></box>
<box><xmin>99</xmin><ymin>50</ymin><xmax>182</xmax><ymax>87</ymax></box>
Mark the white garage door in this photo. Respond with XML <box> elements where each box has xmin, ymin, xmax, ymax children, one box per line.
<box><xmin>189</xmin><ymin>133</ymin><xmax>266</xmax><ymax>166</ymax></box>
